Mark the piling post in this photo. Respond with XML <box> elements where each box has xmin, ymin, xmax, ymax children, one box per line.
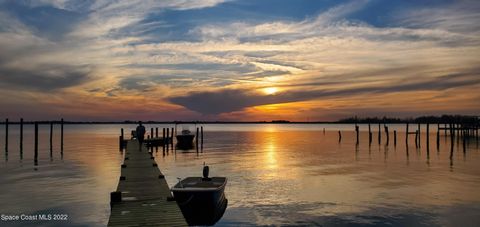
<box><xmin>119</xmin><ymin>128</ymin><xmax>124</xmax><ymax>150</ymax></box>
<box><xmin>426</xmin><ymin>123</ymin><xmax>430</xmax><ymax>152</ymax></box>
<box><xmin>201</xmin><ymin>126</ymin><xmax>204</xmax><ymax>145</ymax></box>
<box><xmin>456</xmin><ymin>124</ymin><xmax>460</xmax><ymax>145</ymax></box>
<box><xmin>450</xmin><ymin>123</ymin><xmax>454</xmax><ymax>151</ymax></box>
<box><xmin>34</xmin><ymin>122</ymin><xmax>38</xmax><ymax>160</ymax></box>
<box><xmin>444</xmin><ymin>123</ymin><xmax>448</xmax><ymax>138</ymax></box>
<box><xmin>417</xmin><ymin>123</ymin><xmax>421</xmax><ymax>148</ymax></box>
<box><xmin>368</xmin><ymin>123</ymin><xmax>372</xmax><ymax>144</ymax></box>
<box><xmin>151</xmin><ymin>128</ymin><xmax>154</xmax><ymax>140</ymax></box>
<box><xmin>338</xmin><ymin>131</ymin><xmax>342</xmax><ymax>142</ymax></box>
<box><xmin>355</xmin><ymin>124</ymin><xmax>359</xmax><ymax>144</ymax></box>
<box><xmin>50</xmin><ymin>122</ymin><xmax>53</xmax><ymax>151</ymax></box>
<box><xmin>4</xmin><ymin>118</ymin><xmax>8</xmax><ymax>152</ymax></box>
<box><xmin>171</xmin><ymin>128</ymin><xmax>174</xmax><ymax>144</ymax></box>
<box><xmin>20</xmin><ymin>118</ymin><xmax>23</xmax><ymax>152</ymax></box>
<box><xmin>162</xmin><ymin>128</ymin><xmax>166</xmax><ymax>144</ymax></box>
<box><xmin>415</xmin><ymin>130</ymin><xmax>418</xmax><ymax>148</ymax></box>
<box><xmin>60</xmin><ymin>118</ymin><xmax>64</xmax><ymax>152</ymax></box>
<box><xmin>436</xmin><ymin>124</ymin><xmax>440</xmax><ymax>149</ymax></box>
<box><xmin>196</xmin><ymin>127</ymin><xmax>199</xmax><ymax>146</ymax></box>
<box><xmin>155</xmin><ymin>127</ymin><xmax>158</xmax><ymax>138</ymax></box>
<box><xmin>394</xmin><ymin>130</ymin><xmax>397</xmax><ymax>146</ymax></box>
<box><xmin>166</xmin><ymin>128</ymin><xmax>170</xmax><ymax>144</ymax></box>
<box><xmin>385</xmin><ymin>125</ymin><xmax>389</xmax><ymax>145</ymax></box>
<box><xmin>406</xmin><ymin>123</ymin><xmax>409</xmax><ymax>145</ymax></box>
<box><xmin>378</xmin><ymin>123</ymin><xmax>381</xmax><ymax>144</ymax></box>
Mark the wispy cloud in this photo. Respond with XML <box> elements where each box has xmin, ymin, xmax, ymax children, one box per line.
<box><xmin>0</xmin><ymin>0</ymin><xmax>479</xmax><ymax>120</ymax></box>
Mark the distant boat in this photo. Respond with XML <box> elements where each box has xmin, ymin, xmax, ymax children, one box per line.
<box><xmin>176</xmin><ymin>129</ymin><xmax>195</xmax><ymax>143</ymax></box>
<box><xmin>171</xmin><ymin>165</ymin><xmax>228</xmax><ymax>226</ymax></box>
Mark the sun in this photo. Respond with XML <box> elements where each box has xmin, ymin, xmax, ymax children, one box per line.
<box><xmin>263</xmin><ymin>87</ymin><xmax>279</xmax><ymax>95</ymax></box>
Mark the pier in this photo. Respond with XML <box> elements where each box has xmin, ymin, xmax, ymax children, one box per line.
<box><xmin>108</xmin><ymin>139</ymin><xmax>187</xmax><ymax>227</ymax></box>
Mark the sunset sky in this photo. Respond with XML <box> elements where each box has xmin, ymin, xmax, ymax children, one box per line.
<box><xmin>0</xmin><ymin>0</ymin><xmax>479</xmax><ymax>121</ymax></box>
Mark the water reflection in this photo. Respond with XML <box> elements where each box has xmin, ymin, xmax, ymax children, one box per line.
<box><xmin>0</xmin><ymin>125</ymin><xmax>479</xmax><ymax>226</ymax></box>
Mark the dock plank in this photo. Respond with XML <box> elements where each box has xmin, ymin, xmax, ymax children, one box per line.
<box><xmin>108</xmin><ymin>140</ymin><xmax>187</xmax><ymax>227</ymax></box>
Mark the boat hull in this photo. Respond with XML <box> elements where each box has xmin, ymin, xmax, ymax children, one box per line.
<box><xmin>172</xmin><ymin>177</ymin><xmax>228</xmax><ymax>226</ymax></box>
<box><xmin>176</xmin><ymin>134</ymin><xmax>195</xmax><ymax>144</ymax></box>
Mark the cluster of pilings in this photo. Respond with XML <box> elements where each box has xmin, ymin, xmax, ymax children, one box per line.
<box><xmin>2</xmin><ymin>118</ymin><xmax>64</xmax><ymax>164</ymax></box>
<box><xmin>337</xmin><ymin>121</ymin><xmax>479</xmax><ymax>152</ymax></box>
<box><xmin>119</xmin><ymin>125</ymin><xmax>204</xmax><ymax>152</ymax></box>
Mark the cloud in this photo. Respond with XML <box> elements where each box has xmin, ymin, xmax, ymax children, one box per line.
<box><xmin>1</xmin><ymin>0</ymin><xmax>479</xmax><ymax>120</ymax></box>
<box><xmin>0</xmin><ymin>64</ymin><xmax>91</xmax><ymax>91</ymax></box>
<box><xmin>395</xmin><ymin>0</ymin><xmax>480</xmax><ymax>35</ymax></box>
<box><xmin>170</xmin><ymin>68</ymin><xmax>480</xmax><ymax>115</ymax></box>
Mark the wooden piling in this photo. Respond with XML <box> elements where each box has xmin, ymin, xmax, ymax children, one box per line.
<box><xmin>456</xmin><ymin>124</ymin><xmax>460</xmax><ymax>145</ymax></box>
<box><xmin>34</xmin><ymin>122</ymin><xmax>38</xmax><ymax>160</ymax></box>
<box><xmin>201</xmin><ymin>126</ymin><xmax>204</xmax><ymax>145</ymax></box>
<box><xmin>450</xmin><ymin>123</ymin><xmax>454</xmax><ymax>152</ymax></box>
<box><xmin>163</xmin><ymin>128</ymin><xmax>166</xmax><ymax>144</ymax></box>
<box><xmin>426</xmin><ymin>123</ymin><xmax>430</xmax><ymax>151</ymax></box>
<box><xmin>119</xmin><ymin>135</ymin><xmax>123</xmax><ymax>151</ymax></box>
<box><xmin>415</xmin><ymin>130</ymin><xmax>418</xmax><ymax>148</ymax></box>
<box><xmin>166</xmin><ymin>128</ymin><xmax>170</xmax><ymax>144</ymax></box>
<box><xmin>60</xmin><ymin>118</ymin><xmax>64</xmax><ymax>152</ymax></box>
<box><xmin>355</xmin><ymin>124</ymin><xmax>359</xmax><ymax>144</ymax></box>
<box><xmin>4</xmin><ymin>118</ymin><xmax>8</xmax><ymax>151</ymax></box>
<box><xmin>406</xmin><ymin>123</ymin><xmax>409</xmax><ymax>145</ymax></box>
<box><xmin>50</xmin><ymin>122</ymin><xmax>53</xmax><ymax>151</ymax></box>
<box><xmin>119</xmin><ymin>128</ymin><xmax>124</xmax><ymax>150</ymax></box>
<box><xmin>436</xmin><ymin>124</ymin><xmax>440</xmax><ymax>149</ymax></box>
<box><xmin>338</xmin><ymin>131</ymin><xmax>342</xmax><ymax>142</ymax></box>
<box><xmin>444</xmin><ymin>123</ymin><xmax>448</xmax><ymax>138</ymax></box>
<box><xmin>378</xmin><ymin>123</ymin><xmax>381</xmax><ymax>144</ymax></box>
<box><xmin>167</xmin><ymin>128</ymin><xmax>172</xmax><ymax>144</ymax></box>
<box><xmin>171</xmin><ymin>128</ymin><xmax>174</xmax><ymax>144</ymax></box>
<box><xmin>155</xmin><ymin>127</ymin><xmax>158</xmax><ymax>138</ymax></box>
<box><xmin>20</xmin><ymin>118</ymin><xmax>23</xmax><ymax>152</ymax></box>
<box><xmin>151</xmin><ymin>128</ymin><xmax>154</xmax><ymax>140</ymax></box>
<box><xmin>385</xmin><ymin>125</ymin><xmax>389</xmax><ymax>145</ymax></box>
<box><xmin>196</xmin><ymin>127</ymin><xmax>199</xmax><ymax>147</ymax></box>
<box><xmin>417</xmin><ymin>123</ymin><xmax>421</xmax><ymax>148</ymax></box>
<box><xmin>394</xmin><ymin>130</ymin><xmax>397</xmax><ymax>146</ymax></box>
<box><xmin>368</xmin><ymin>123</ymin><xmax>372</xmax><ymax>144</ymax></box>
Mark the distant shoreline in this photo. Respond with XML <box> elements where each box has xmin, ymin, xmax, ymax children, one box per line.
<box><xmin>0</xmin><ymin>115</ymin><xmax>478</xmax><ymax>125</ymax></box>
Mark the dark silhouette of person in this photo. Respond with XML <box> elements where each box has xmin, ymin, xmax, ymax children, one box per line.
<box><xmin>136</xmin><ymin>121</ymin><xmax>146</xmax><ymax>149</ymax></box>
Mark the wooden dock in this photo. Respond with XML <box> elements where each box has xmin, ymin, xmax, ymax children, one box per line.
<box><xmin>108</xmin><ymin>140</ymin><xmax>187</xmax><ymax>227</ymax></box>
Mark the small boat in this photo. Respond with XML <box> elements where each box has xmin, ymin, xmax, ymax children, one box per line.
<box><xmin>171</xmin><ymin>165</ymin><xmax>228</xmax><ymax>226</ymax></box>
<box><xmin>176</xmin><ymin>129</ymin><xmax>195</xmax><ymax>145</ymax></box>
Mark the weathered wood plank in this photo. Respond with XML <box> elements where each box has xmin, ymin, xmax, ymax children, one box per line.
<box><xmin>108</xmin><ymin>140</ymin><xmax>187</xmax><ymax>227</ymax></box>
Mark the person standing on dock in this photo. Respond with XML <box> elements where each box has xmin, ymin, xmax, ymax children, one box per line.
<box><xmin>136</xmin><ymin>121</ymin><xmax>146</xmax><ymax>149</ymax></box>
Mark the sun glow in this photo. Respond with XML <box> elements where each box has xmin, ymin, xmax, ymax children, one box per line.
<box><xmin>263</xmin><ymin>87</ymin><xmax>279</xmax><ymax>95</ymax></box>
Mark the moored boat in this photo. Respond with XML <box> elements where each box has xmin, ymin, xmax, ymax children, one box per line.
<box><xmin>171</xmin><ymin>165</ymin><xmax>228</xmax><ymax>226</ymax></box>
<box><xmin>176</xmin><ymin>129</ymin><xmax>195</xmax><ymax>145</ymax></box>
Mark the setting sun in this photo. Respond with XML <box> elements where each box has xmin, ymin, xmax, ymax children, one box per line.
<box><xmin>263</xmin><ymin>87</ymin><xmax>279</xmax><ymax>95</ymax></box>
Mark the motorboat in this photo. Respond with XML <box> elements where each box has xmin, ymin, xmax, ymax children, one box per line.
<box><xmin>171</xmin><ymin>165</ymin><xmax>228</xmax><ymax>226</ymax></box>
<box><xmin>176</xmin><ymin>129</ymin><xmax>195</xmax><ymax>145</ymax></box>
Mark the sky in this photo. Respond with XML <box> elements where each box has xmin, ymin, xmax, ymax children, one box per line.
<box><xmin>0</xmin><ymin>0</ymin><xmax>479</xmax><ymax>121</ymax></box>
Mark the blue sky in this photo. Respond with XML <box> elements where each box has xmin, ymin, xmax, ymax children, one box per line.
<box><xmin>0</xmin><ymin>0</ymin><xmax>479</xmax><ymax>121</ymax></box>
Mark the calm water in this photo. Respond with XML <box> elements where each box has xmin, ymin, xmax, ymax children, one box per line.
<box><xmin>0</xmin><ymin>124</ymin><xmax>479</xmax><ymax>226</ymax></box>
